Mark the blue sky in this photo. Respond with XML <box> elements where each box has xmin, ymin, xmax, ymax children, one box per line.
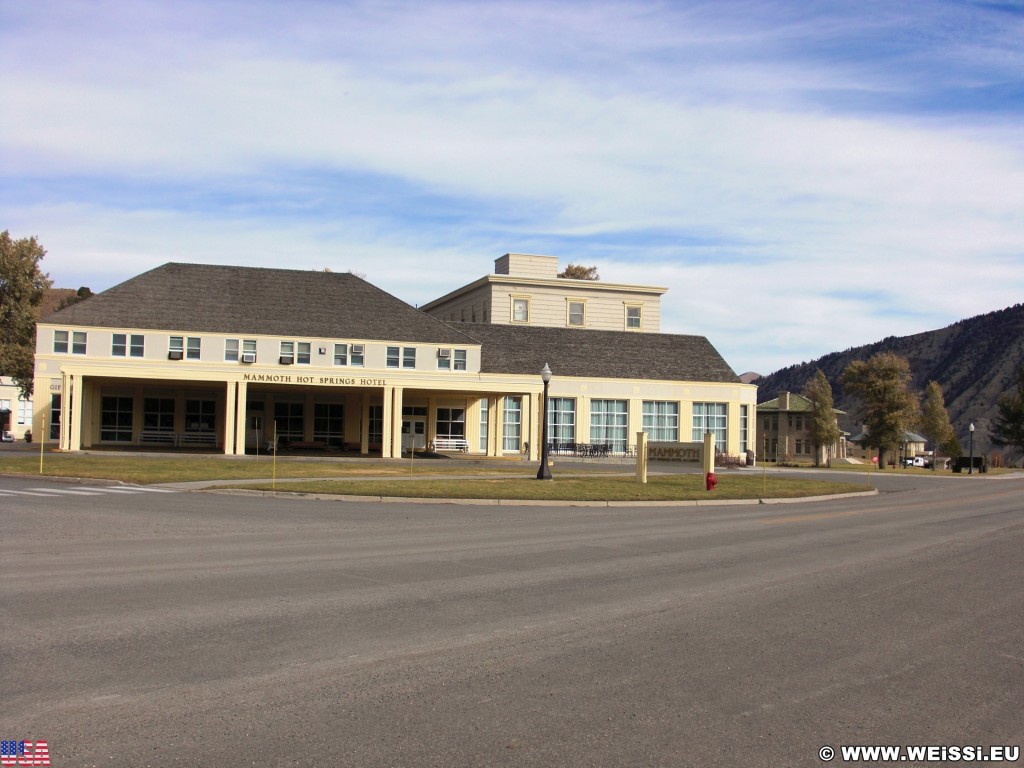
<box><xmin>2</xmin><ymin>0</ymin><xmax>1023</xmax><ymax>375</ymax></box>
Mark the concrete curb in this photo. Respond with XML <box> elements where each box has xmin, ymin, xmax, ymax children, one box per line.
<box><xmin>202</xmin><ymin>488</ymin><xmax>879</xmax><ymax>507</ymax></box>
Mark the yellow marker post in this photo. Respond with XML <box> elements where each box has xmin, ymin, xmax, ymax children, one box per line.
<box><xmin>635</xmin><ymin>432</ymin><xmax>647</xmax><ymax>484</ymax></box>
<box><xmin>39</xmin><ymin>416</ymin><xmax>46</xmax><ymax>475</ymax></box>
<box><xmin>272</xmin><ymin>422</ymin><xmax>278</xmax><ymax>493</ymax></box>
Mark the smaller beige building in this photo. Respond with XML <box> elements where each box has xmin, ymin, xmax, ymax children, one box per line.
<box><xmin>757</xmin><ymin>391</ymin><xmax>846</xmax><ymax>465</ymax></box>
<box><xmin>848</xmin><ymin>428</ymin><xmax>926</xmax><ymax>465</ymax></box>
<box><xmin>0</xmin><ymin>376</ymin><xmax>33</xmax><ymax>440</ymax></box>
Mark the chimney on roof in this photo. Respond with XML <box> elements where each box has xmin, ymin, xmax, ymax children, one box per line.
<box><xmin>779</xmin><ymin>391</ymin><xmax>791</xmax><ymax>410</ymax></box>
<box><xmin>494</xmin><ymin>253</ymin><xmax>559</xmax><ymax>279</ymax></box>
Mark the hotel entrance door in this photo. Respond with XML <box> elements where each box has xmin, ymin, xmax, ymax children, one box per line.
<box><xmin>402</xmin><ymin>417</ymin><xmax>426</xmax><ymax>452</ymax></box>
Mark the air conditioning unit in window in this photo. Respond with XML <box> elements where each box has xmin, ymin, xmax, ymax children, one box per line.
<box><xmin>438</xmin><ymin>348</ymin><xmax>451</xmax><ymax>358</ymax></box>
<box><xmin>240</xmin><ymin>352</ymin><xmax>256</xmax><ymax>364</ymax></box>
<box><xmin>168</xmin><ymin>350</ymin><xmax>184</xmax><ymax>360</ymax></box>
<box><xmin>279</xmin><ymin>356</ymin><xmax>294</xmax><ymax>365</ymax></box>
<box><xmin>351</xmin><ymin>344</ymin><xmax>365</xmax><ymax>355</ymax></box>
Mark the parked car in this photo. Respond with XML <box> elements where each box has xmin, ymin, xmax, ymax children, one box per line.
<box><xmin>903</xmin><ymin>456</ymin><xmax>932</xmax><ymax>468</ymax></box>
<box><xmin>1</xmin><ymin>430</ymin><xmax>14</xmax><ymax>443</ymax></box>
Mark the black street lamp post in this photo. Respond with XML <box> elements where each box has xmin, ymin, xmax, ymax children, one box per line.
<box><xmin>537</xmin><ymin>363</ymin><xmax>553</xmax><ymax>480</ymax></box>
<box><xmin>969</xmin><ymin>422</ymin><xmax>975</xmax><ymax>475</ymax></box>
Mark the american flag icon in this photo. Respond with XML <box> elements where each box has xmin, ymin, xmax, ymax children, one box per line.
<box><xmin>0</xmin><ymin>741</ymin><xmax>50</xmax><ymax>767</ymax></box>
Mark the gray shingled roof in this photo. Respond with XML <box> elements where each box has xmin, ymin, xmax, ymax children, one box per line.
<box><xmin>45</xmin><ymin>263</ymin><xmax>741</xmax><ymax>382</ymax></box>
<box><xmin>758</xmin><ymin>393</ymin><xmax>846</xmax><ymax>414</ymax></box>
<box><xmin>45</xmin><ymin>263</ymin><xmax>475</xmax><ymax>344</ymax></box>
<box><xmin>459</xmin><ymin>323</ymin><xmax>739</xmax><ymax>383</ymax></box>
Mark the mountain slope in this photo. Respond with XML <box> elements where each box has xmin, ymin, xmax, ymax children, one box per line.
<box><xmin>754</xmin><ymin>304</ymin><xmax>1024</xmax><ymax>456</ymax></box>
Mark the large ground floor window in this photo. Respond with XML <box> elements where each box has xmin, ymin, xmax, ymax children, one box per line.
<box><xmin>50</xmin><ymin>394</ymin><xmax>61</xmax><ymax>439</ymax></box>
<box><xmin>740</xmin><ymin>405</ymin><xmax>749</xmax><ymax>454</ymax></box>
<box><xmin>274</xmin><ymin>402</ymin><xmax>304</xmax><ymax>442</ymax></box>
<box><xmin>692</xmin><ymin>402</ymin><xmax>727</xmax><ymax>449</ymax></box>
<box><xmin>368</xmin><ymin>405</ymin><xmax>383</xmax><ymax>448</ymax></box>
<box><xmin>503</xmin><ymin>397</ymin><xmax>522</xmax><ymax>452</ymax></box>
<box><xmin>143</xmin><ymin>397</ymin><xmax>175</xmax><ymax>433</ymax></box>
<box><xmin>313</xmin><ymin>403</ymin><xmax>344</xmax><ymax>447</ymax></box>
<box><xmin>642</xmin><ymin>401</ymin><xmax>679</xmax><ymax>442</ymax></box>
<box><xmin>547</xmin><ymin>397</ymin><xmax>576</xmax><ymax>445</ymax></box>
<box><xmin>436</xmin><ymin>407</ymin><xmax>465</xmax><ymax>439</ymax></box>
<box><xmin>185</xmin><ymin>399</ymin><xmax>216</xmax><ymax>433</ymax></box>
<box><xmin>101</xmin><ymin>396</ymin><xmax>133</xmax><ymax>442</ymax></box>
<box><xmin>18</xmin><ymin>398</ymin><xmax>32</xmax><ymax>426</ymax></box>
<box><xmin>478</xmin><ymin>398</ymin><xmax>489</xmax><ymax>452</ymax></box>
<box><xmin>590</xmin><ymin>399</ymin><xmax>628</xmax><ymax>453</ymax></box>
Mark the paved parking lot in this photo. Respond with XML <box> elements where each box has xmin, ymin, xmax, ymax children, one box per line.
<box><xmin>2</xmin><ymin>472</ymin><xmax>1021</xmax><ymax>766</ymax></box>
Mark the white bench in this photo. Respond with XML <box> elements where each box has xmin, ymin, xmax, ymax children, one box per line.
<box><xmin>137</xmin><ymin>430</ymin><xmax>177</xmax><ymax>446</ymax></box>
<box><xmin>432</xmin><ymin>437</ymin><xmax>469</xmax><ymax>452</ymax></box>
<box><xmin>180</xmin><ymin>431</ymin><xmax>217</xmax><ymax>447</ymax></box>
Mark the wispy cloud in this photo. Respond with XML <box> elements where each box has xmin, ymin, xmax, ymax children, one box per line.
<box><xmin>2</xmin><ymin>0</ymin><xmax>1022</xmax><ymax>374</ymax></box>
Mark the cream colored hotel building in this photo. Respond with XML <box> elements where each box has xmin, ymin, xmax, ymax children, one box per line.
<box><xmin>33</xmin><ymin>254</ymin><xmax>757</xmax><ymax>460</ymax></box>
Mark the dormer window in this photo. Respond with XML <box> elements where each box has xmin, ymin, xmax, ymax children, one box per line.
<box><xmin>625</xmin><ymin>305</ymin><xmax>642</xmax><ymax>330</ymax></box>
<box><xmin>512</xmin><ymin>297</ymin><xmax>529</xmax><ymax>323</ymax></box>
<box><xmin>568</xmin><ymin>301</ymin><xmax>585</xmax><ymax>327</ymax></box>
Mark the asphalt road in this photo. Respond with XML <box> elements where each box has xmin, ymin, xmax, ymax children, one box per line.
<box><xmin>1</xmin><ymin>471</ymin><xmax>1021</xmax><ymax>767</ymax></box>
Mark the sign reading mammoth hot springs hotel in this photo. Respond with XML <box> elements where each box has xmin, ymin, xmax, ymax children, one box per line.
<box><xmin>648</xmin><ymin>442</ymin><xmax>704</xmax><ymax>463</ymax></box>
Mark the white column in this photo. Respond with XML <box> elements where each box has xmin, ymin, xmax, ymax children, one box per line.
<box><xmin>488</xmin><ymin>396</ymin><xmax>501</xmax><ymax>457</ymax></box>
<box><xmin>69</xmin><ymin>374</ymin><xmax>84</xmax><ymax>452</ymax></box>
<box><xmin>59</xmin><ymin>371</ymin><xmax>72</xmax><ymax>450</ymax></box>
<box><xmin>381</xmin><ymin>386</ymin><xmax>393</xmax><ymax>458</ymax></box>
<box><xmin>524</xmin><ymin>392</ymin><xmax>537</xmax><ymax>461</ymax></box>
<box><xmin>224</xmin><ymin>381</ymin><xmax>237</xmax><ymax>455</ymax></box>
<box><xmin>390</xmin><ymin>386</ymin><xmax>404</xmax><ymax>458</ymax></box>
<box><xmin>233</xmin><ymin>381</ymin><xmax>248</xmax><ymax>455</ymax></box>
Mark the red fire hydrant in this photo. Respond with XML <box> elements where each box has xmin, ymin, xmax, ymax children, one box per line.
<box><xmin>706</xmin><ymin>472</ymin><xmax>717</xmax><ymax>491</ymax></box>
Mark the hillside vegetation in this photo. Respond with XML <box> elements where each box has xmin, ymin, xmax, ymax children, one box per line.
<box><xmin>754</xmin><ymin>304</ymin><xmax>1024</xmax><ymax>456</ymax></box>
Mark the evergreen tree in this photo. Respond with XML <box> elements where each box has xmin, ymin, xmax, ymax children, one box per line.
<box><xmin>991</xmin><ymin>365</ymin><xmax>1024</xmax><ymax>458</ymax></box>
<box><xmin>0</xmin><ymin>231</ymin><xmax>52</xmax><ymax>397</ymax></box>
<box><xmin>840</xmin><ymin>352</ymin><xmax>920</xmax><ymax>468</ymax></box>
<box><xmin>803</xmin><ymin>369</ymin><xmax>840</xmax><ymax>467</ymax></box>
<box><xmin>941</xmin><ymin>432</ymin><xmax>963</xmax><ymax>461</ymax></box>
<box><xmin>919</xmin><ymin>380</ymin><xmax>956</xmax><ymax>470</ymax></box>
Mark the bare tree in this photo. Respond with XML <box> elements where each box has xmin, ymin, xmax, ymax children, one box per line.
<box><xmin>558</xmin><ymin>264</ymin><xmax>599</xmax><ymax>280</ymax></box>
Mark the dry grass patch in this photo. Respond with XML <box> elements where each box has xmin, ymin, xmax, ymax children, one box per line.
<box><xmin>0</xmin><ymin>452</ymin><xmax>550</xmax><ymax>485</ymax></box>
<box><xmin>234</xmin><ymin>474</ymin><xmax>870</xmax><ymax>502</ymax></box>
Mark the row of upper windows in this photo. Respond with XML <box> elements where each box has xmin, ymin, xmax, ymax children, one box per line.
<box><xmin>761</xmin><ymin>414</ymin><xmax>810</xmax><ymax>432</ymax></box>
<box><xmin>50</xmin><ymin>330</ymin><xmax>470</xmax><ymax>371</ymax></box>
<box><xmin>440</xmin><ymin>298</ymin><xmax>644</xmax><ymax>329</ymax></box>
<box><xmin>509</xmin><ymin>297</ymin><xmax>642</xmax><ymax>329</ymax></box>
<box><xmin>385</xmin><ymin>346</ymin><xmax>467</xmax><ymax>370</ymax></box>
